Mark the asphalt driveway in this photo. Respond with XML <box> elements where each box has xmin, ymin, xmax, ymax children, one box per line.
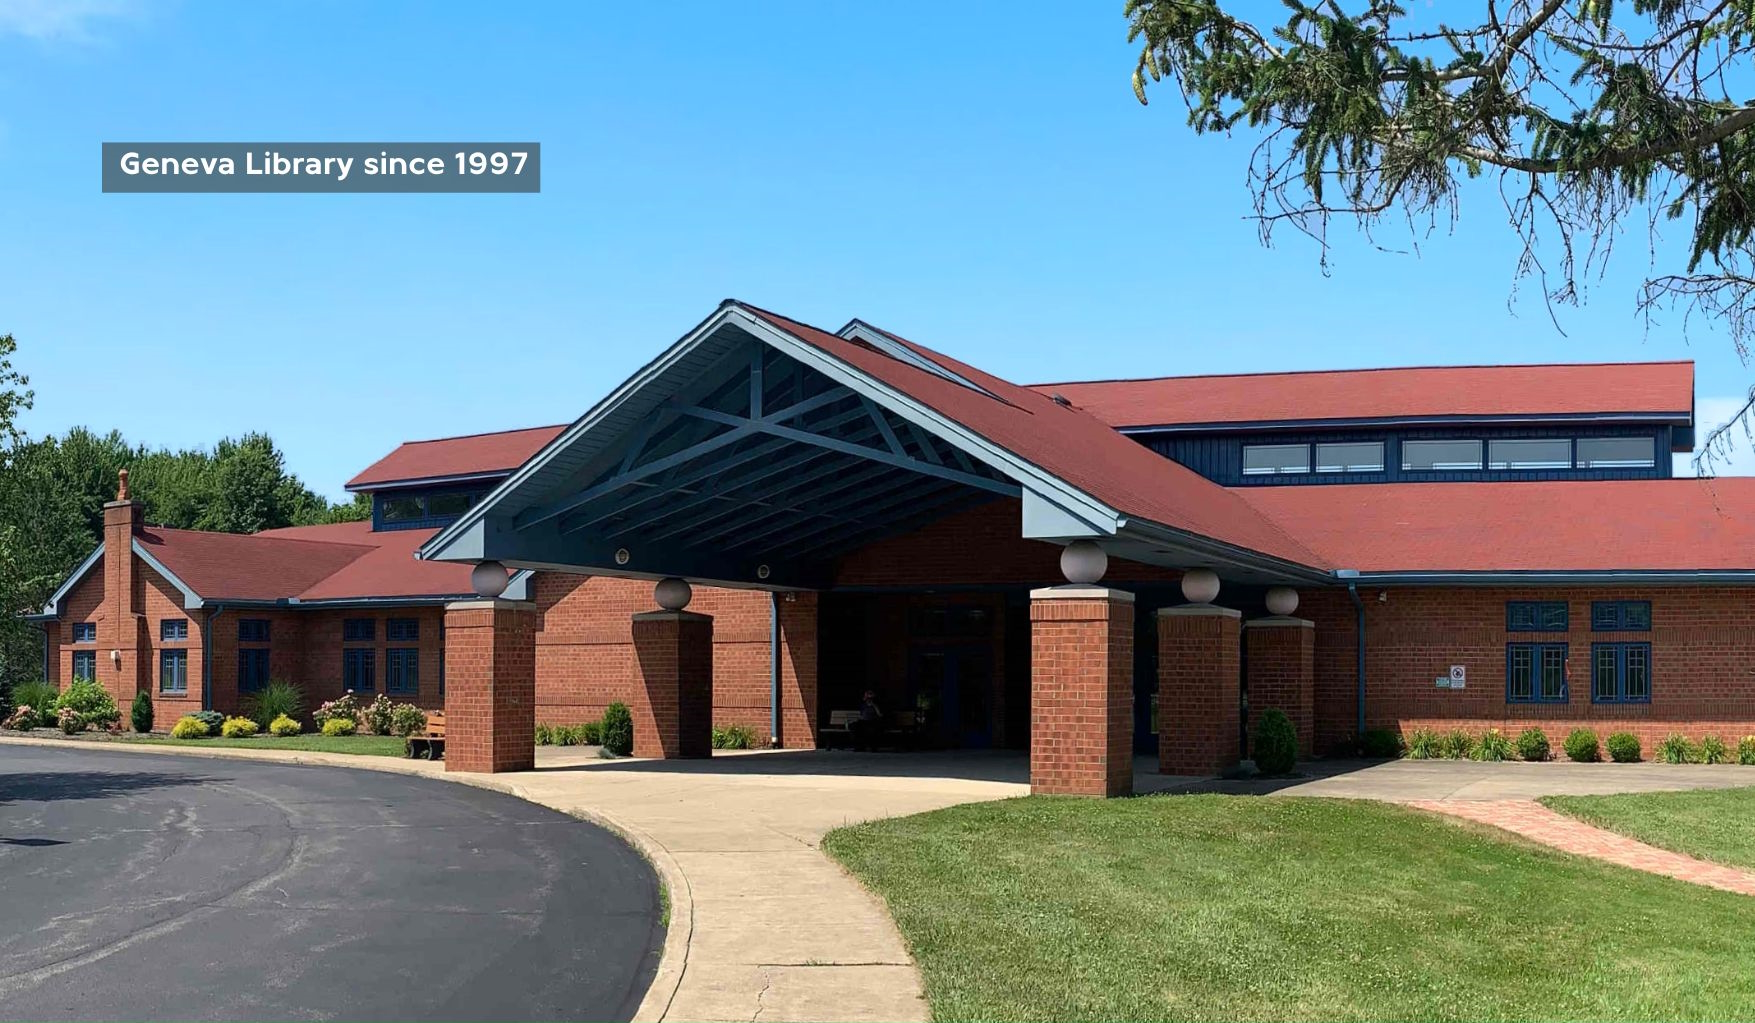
<box><xmin>0</xmin><ymin>744</ymin><xmax>662</xmax><ymax>1022</ymax></box>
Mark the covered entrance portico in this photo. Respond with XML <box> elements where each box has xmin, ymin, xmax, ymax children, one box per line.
<box><xmin>417</xmin><ymin>301</ymin><xmax>1332</xmax><ymax>794</ymax></box>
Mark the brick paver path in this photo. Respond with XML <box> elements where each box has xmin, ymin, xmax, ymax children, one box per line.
<box><xmin>1408</xmin><ymin>798</ymin><xmax>1755</xmax><ymax>896</ymax></box>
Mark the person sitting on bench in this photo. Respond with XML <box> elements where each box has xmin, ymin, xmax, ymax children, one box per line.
<box><xmin>851</xmin><ymin>690</ymin><xmax>883</xmax><ymax>751</ymax></box>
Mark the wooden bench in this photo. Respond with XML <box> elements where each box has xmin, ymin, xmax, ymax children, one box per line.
<box><xmin>405</xmin><ymin>710</ymin><xmax>445</xmax><ymax>760</ymax></box>
<box><xmin>821</xmin><ymin>709</ymin><xmax>862</xmax><ymax>746</ymax></box>
<box><xmin>822</xmin><ymin>708</ymin><xmax>921</xmax><ymax>750</ymax></box>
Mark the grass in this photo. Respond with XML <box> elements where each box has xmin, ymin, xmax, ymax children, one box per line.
<box><xmin>1542</xmin><ymin>785</ymin><xmax>1755</xmax><ymax>872</ymax></box>
<box><xmin>824</xmin><ymin>794</ymin><xmax>1755</xmax><ymax>1022</ymax></box>
<box><xmin>118</xmin><ymin>733</ymin><xmax>408</xmax><ymax>757</ymax></box>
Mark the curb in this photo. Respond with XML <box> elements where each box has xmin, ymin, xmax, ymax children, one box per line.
<box><xmin>0</xmin><ymin>735</ymin><xmax>691</xmax><ymax>1023</ymax></box>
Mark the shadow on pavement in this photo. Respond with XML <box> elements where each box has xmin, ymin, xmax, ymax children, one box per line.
<box><xmin>0</xmin><ymin>769</ymin><xmax>214</xmax><ymax>806</ymax></box>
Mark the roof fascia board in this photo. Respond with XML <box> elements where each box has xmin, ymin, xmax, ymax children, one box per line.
<box><xmin>41</xmin><ymin>544</ymin><xmax>105</xmax><ymax>615</ymax></box>
<box><xmin>834</xmin><ymin>319</ymin><xmax>1004</xmax><ymax>401</ymax></box>
<box><xmin>1334</xmin><ymin>568</ymin><xmax>1755</xmax><ymax>585</ymax></box>
<box><xmin>1119</xmin><ymin>411</ymin><xmax>1694</xmax><ymax>435</ymax></box>
<box><xmin>1123</xmin><ymin>519</ymin><xmax>1333</xmax><ymax>585</ymax></box>
<box><xmin>346</xmin><ymin>471</ymin><xmax>512</xmax><ymax>493</ymax></box>
<box><xmin>130</xmin><ymin>540</ymin><xmax>206</xmax><ymax>610</ymax></box>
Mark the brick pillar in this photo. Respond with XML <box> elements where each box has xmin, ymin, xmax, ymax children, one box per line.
<box><xmin>632</xmin><ymin>610</ymin><xmax>713</xmax><ymax>759</ymax></box>
<box><xmin>1030</xmin><ymin>585</ymin><xmax>1134</xmax><ymax>797</ymax></box>
<box><xmin>1157</xmin><ymin>604</ymin><xmax>1241</xmax><ymax>776</ymax></box>
<box><xmin>1245</xmin><ymin>616</ymin><xmax>1315</xmax><ymax>756</ymax></box>
<box><xmin>101</xmin><ymin>492</ymin><xmax>145</xmax><ymax>709</ymax></box>
<box><xmin>776</xmin><ymin>592</ymin><xmax>818</xmax><ymax>750</ymax></box>
<box><xmin>443</xmin><ymin>599</ymin><xmax>538</xmax><ymax>774</ymax></box>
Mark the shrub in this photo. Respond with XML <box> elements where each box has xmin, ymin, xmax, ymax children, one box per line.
<box><xmin>362</xmin><ymin>694</ymin><xmax>396</xmax><ymax>736</ymax></box>
<box><xmin>535</xmin><ymin>723</ymin><xmax>554</xmax><ymax>746</ymax></box>
<box><xmin>170</xmin><ymin>715</ymin><xmax>209</xmax><ymax>739</ymax></box>
<box><xmin>3</xmin><ymin>705</ymin><xmax>40</xmax><ymax>731</ymax></box>
<box><xmin>712</xmin><ymin>723</ymin><xmax>761</xmax><ymax>750</ymax></box>
<box><xmin>601</xmin><ymin>701</ymin><xmax>634</xmax><ymax>756</ymax></box>
<box><xmin>220</xmin><ymin>716</ymin><xmax>259</xmax><ymax>738</ymax></box>
<box><xmin>1607</xmin><ymin>732</ymin><xmax>1643</xmax><ymax>763</ymax></box>
<box><xmin>1253</xmin><ymin>709</ymin><xmax>1298</xmax><ymax>774</ymax></box>
<box><xmin>581</xmin><ymin>720</ymin><xmax>604</xmax><ymax>745</ymax></box>
<box><xmin>56</xmin><ymin>678</ymin><xmax>119</xmax><ymax>730</ymax></box>
<box><xmin>192</xmin><ymin>709</ymin><xmax>225</xmax><ymax>734</ymax></box>
<box><xmin>313</xmin><ymin>694</ymin><xmax>360</xmax><ymax>727</ymax></box>
<box><xmin>1657</xmin><ymin>733</ymin><xmax>1696</xmax><ymax>765</ymax></box>
<box><xmin>321</xmin><ymin>716</ymin><xmax>357</xmax><ymax>737</ymax></box>
<box><xmin>131</xmin><ymin>690</ymin><xmax>154</xmax><ymax>733</ymax></box>
<box><xmin>1700</xmin><ymin>734</ymin><xmax>1731</xmax><ymax>765</ymax></box>
<box><xmin>1516</xmin><ymin>727</ymin><xmax>1551</xmax><ymax>762</ymax></box>
<box><xmin>12</xmin><ymin>681</ymin><xmax>58</xmax><ymax>718</ymax></box>
<box><xmin>245</xmin><ymin>680</ymin><xmax>305</xmax><ymax>729</ymax></box>
<box><xmin>390</xmin><ymin>703</ymin><xmax>427</xmax><ymax>737</ymax></box>
<box><xmin>1361</xmin><ymin>728</ymin><xmax>1402</xmax><ymax>758</ymax></box>
<box><xmin>553</xmin><ymin>724</ymin><xmax>579</xmax><ymax>746</ymax></box>
<box><xmin>1740</xmin><ymin>736</ymin><xmax>1755</xmax><ymax>766</ymax></box>
<box><xmin>1404</xmin><ymin>728</ymin><xmax>1441</xmax><ymax>760</ymax></box>
<box><xmin>57</xmin><ymin>706</ymin><xmax>82</xmax><ymax>734</ymax></box>
<box><xmin>1473</xmin><ymin>728</ymin><xmax>1514</xmax><ymax>762</ymax></box>
<box><xmin>268</xmin><ymin>714</ymin><xmax>302</xmax><ymax>737</ymax></box>
<box><xmin>1439</xmin><ymin>729</ymin><xmax>1476</xmax><ymax>760</ymax></box>
<box><xmin>1564</xmin><ymin>728</ymin><xmax>1600</xmax><ymax>763</ymax></box>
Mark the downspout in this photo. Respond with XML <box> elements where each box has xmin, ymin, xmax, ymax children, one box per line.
<box><xmin>769</xmin><ymin>592</ymin><xmax>781</xmax><ymax>747</ymax></box>
<box><xmin>39</xmin><ymin>623</ymin><xmax>50</xmax><ymax>683</ymax></box>
<box><xmin>1346</xmin><ymin>582</ymin><xmax>1366</xmax><ymax>740</ymax></box>
<box><xmin>204</xmin><ymin>604</ymin><xmax>226</xmax><ymax>712</ymax></box>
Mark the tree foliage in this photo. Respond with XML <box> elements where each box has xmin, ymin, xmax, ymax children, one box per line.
<box><xmin>1125</xmin><ymin>0</ymin><xmax>1755</xmax><ymax>468</ymax></box>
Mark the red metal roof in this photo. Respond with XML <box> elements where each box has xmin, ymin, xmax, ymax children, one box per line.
<box><xmin>1033</xmin><ymin>361</ymin><xmax>1695</xmax><ymax>430</ymax></box>
<box><xmin>1238</xmin><ymin>478</ymin><xmax>1755</xmax><ymax>573</ymax></box>
<box><xmin>346</xmin><ymin>424</ymin><xmax>566</xmax><ymax>490</ymax></box>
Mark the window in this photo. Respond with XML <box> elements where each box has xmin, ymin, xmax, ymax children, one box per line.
<box><xmin>72</xmin><ymin>622</ymin><xmax>96</xmax><ymax>643</ymax></box>
<box><xmin>343</xmin><ymin>618</ymin><xmax>376</xmax><ymax>642</ymax></box>
<box><xmin>1315</xmin><ymin>441</ymin><xmax>1385</xmax><ymax>473</ymax></box>
<box><xmin>160</xmin><ymin>649</ymin><xmax>188</xmax><ymax>693</ymax></box>
<box><xmin>1507</xmin><ymin>601</ymin><xmax>1568</xmax><ymax>632</ymax></box>
<box><xmin>424</xmin><ymin>491</ymin><xmax>476</xmax><ymax>517</ymax></box>
<box><xmin>160</xmin><ymin>618</ymin><xmax>189</xmax><ymax>642</ymax></box>
<box><xmin>72</xmin><ymin>650</ymin><xmax>97</xmax><ymax>681</ymax></box>
<box><xmin>386</xmin><ymin>648</ymin><xmax>419</xmax><ymax>694</ymax></box>
<box><xmin>1591</xmin><ymin>600</ymin><xmax>1652</xmax><ymax>631</ymax></box>
<box><xmin>1488</xmin><ymin>438</ymin><xmax>1573</xmax><ymax>470</ymax></box>
<box><xmin>1402</xmin><ymin>439</ymin><xmax>1483</xmax><ymax>471</ymax></box>
<box><xmin>343</xmin><ymin>649</ymin><xmax>375</xmax><ymax>692</ymax></box>
<box><xmin>1576</xmin><ymin>436</ymin><xmax>1656</xmax><ymax>469</ymax></box>
<box><xmin>381</xmin><ymin>495</ymin><xmax>424</xmax><ymax>521</ymax></box>
<box><xmin>1592</xmin><ymin>642</ymin><xmax>1652</xmax><ymax>703</ymax></box>
<box><xmin>1507</xmin><ymin>643</ymin><xmax>1568</xmax><ymax>703</ymax></box>
<box><xmin>238</xmin><ymin>619</ymin><xmax>271</xmax><ymax>643</ymax></box>
<box><xmin>386</xmin><ymin>618</ymin><xmax>420</xmax><ymax>642</ymax></box>
<box><xmin>1241</xmin><ymin>443</ymin><xmax>1310</xmax><ymax>476</ymax></box>
<box><xmin>239</xmin><ymin>648</ymin><xmax>271</xmax><ymax>693</ymax></box>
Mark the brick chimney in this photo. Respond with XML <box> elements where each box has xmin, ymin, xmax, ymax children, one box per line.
<box><xmin>101</xmin><ymin>468</ymin><xmax>145</xmax><ymax>703</ymax></box>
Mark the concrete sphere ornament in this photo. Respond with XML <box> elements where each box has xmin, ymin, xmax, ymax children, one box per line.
<box><xmin>470</xmin><ymin>560</ymin><xmax>510</xmax><ymax>598</ymax></box>
<box><xmin>1059</xmin><ymin>540</ymin><xmax>1108</xmax><ymax>585</ymax></box>
<box><xmin>1265</xmin><ymin>586</ymin><xmax>1299</xmax><ymax>616</ymax></box>
<box><xmin>1180</xmin><ymin>568</ymin><xmax>1221</xmax><ymax>604</ymax></box>
<box><xmin>655</xmin><ymin>577</ymin><xmax>693</xmax><ymax>611</ymax></box>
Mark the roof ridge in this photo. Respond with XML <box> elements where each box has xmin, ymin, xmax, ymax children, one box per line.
<box><xmin>390</xmin><ymin>423</ymin><xmax>570</xmax><ymax>447</ymax></box>
<box><xmin>145</xmin><ymin>525</ymin><xmax>379</xmax><ymax>554</ymax></box>
<box><xmin>1028</xmin><ymin>359</ymin><xmax>1695</xmax><ymax>389</ymax></box>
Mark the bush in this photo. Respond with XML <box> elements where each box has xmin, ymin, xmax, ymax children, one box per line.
<box><xmin>1473</xmin><ymin>728</ymin><xmax>1514</xmax><ymax>762</ymax></box>
<box><xmin>1740</xmin><ymin>736</ymin><xmax>1755</xmax><ymax>766</ymax></box>
<box><xmin>1700</xmin><ymin>734</ymin><xmax>1730</xmax><ymax>765</ymax></box>
<box><xmin>1657</xmin><ymin>733</ymin><xmax>1696</xmax><ymax>765</ymax></box>
<box><xmin>712</xmin><ymin>723</ymin><xmax>761</xmax><ymax>750</ymax></box>
<box><xmin>56</xmin><ymin>678</ymin><xmax>119</xmax><ymax>730</ymax></box>
<box><xmin>245</xmin><ymin>680</ymin><xmax>305</xmax><ymax>729</ymax></box>
<box><xmin>1564</xmin><ymin>728</ymin><xmax>1600</xmax><ymax>763</ymax></box>
<box><xmin>57</xmin><ymin>706</ymin><xmax>82</xmax><ymax>734</ymax></box>
<box><xmin>553</xmin><ymin>724</ymin><xmax>579</xmax><ymax>746</ymax></box>
<box><xmin>313</xmin><ymin>694</ymin><xmax>360</xmax><ymax>728</ymax></box>
<box><xmin>1516</xmin><ymin>727</ymin><xmax>1551</xmax><ymax>762</ymax></box>
<box><xmin>1607</xmin><ymin>732</ymin><xmax>1643</xmax><ymax>763</ymax></box>
<box><xmin>321</xmin><ymin>716</ymin><xmax>358</xmax><ymax>737</ymax></box>
<box><xmin>220</xmin><ymin>716</ymin><xmax>259</xmax><ymax>738</ymax></box>
<box><xmin>131</xmin><ymin>690</ymin><xmax>154</xmax><ymax>733</ymax></box>
<box><xmin>535</xmin><ymin>723</ymin><xmax>554</xmax><ymax>746</ymax></box>
<box><xmin>601</xmin><ymin>701</ymin><xmax>634</xmax><ymax>756</ymax></box>
<box><xmin>1439</xmin><ymin>729</ymin><xmax>1476</xmax><ymax>760</ymax></box>
<box><xmin>1404</xmin><ymin>728</ymin><xmax>1441</xmax><ymax>760</ymax></box>
<box><xmin>1252</xmin><ymin>709</ymin><xmax>1298</xmax><ymax>774</ymax></box>
<box><xmin>1360</xmin><ymin>728</ymin><xmax>1402</xmax><ymax>758</ymax></box>
<box><xmin>192</xmin><ymin>709</ymin><xmax>225</xmax><ymax>733</ymax></box>
<box><xmin>170</xmin><ymin>715</ymin><xmax>209</xmax><ymax>739</ymax></box>
<box><xmin>581</xmin><ymin>720</ymin><xmax>604</xmax><ymax>745</ymax></box>
<box><xmin>268</xmin><ymin>714</ymin><xmax>302</xmax><ymax>737</ymax></box>
<box><xmin>3</xmin><ymin>705</ymin><xmax>40</xmax><ymax>731</ymax></box>
<box><xmin>387</xmin><ymin>702</ymin><xmax>426</xmax><ymax>737</ymax></box>
<box><xmin>362</xmin><ymin>694</ymin><xmax>396</xmax><ymax>736</ymax></box>
<box><xmin>12</xmin><ymin>681</ymin><xmax>58</xmax><ymax>718</ymax></box>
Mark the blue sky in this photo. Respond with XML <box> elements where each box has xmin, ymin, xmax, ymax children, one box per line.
<box><xmin>0</xmin><ymin>0</ymin><xmax>1748</xmax><ymax>499</ymax></box>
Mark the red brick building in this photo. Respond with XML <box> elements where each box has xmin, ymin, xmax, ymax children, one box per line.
<box><xmin>31</xmin><ymin>300</ymin><xmax>1755</xmax><ymax>794</ymax></box>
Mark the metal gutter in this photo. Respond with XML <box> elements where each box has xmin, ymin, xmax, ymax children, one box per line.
<box><xmin>346</xmin><ymin>470</ymin><xmax>513</xmax><ymax>493</ymax></box>
<box><xmin>1345</xmin><ymin>581</ymin><xmax>1365</xmax><ymax>740</ymax></box>
<box><xmin>1332</xmin><ymin>569</ymin><xmax>1755</xmax><ymax>586</ymax></box>
<box><xmin>203</xmin><ymin>604</ymin><xmax>226</xmax><ymax>712</ymax></box>
<box><xmin>769</xmin><ymin>592</ymin><xmax>781</xmax><ymax>747</ymax></box>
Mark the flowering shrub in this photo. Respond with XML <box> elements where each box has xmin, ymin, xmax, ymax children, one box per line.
<box><xmin>321</xmin><ymin>716</ymin><xmax>358</xmax><ymax>737</ymax></box>
<box><xmin>170</xmin><ymin>715</ymin><xmax>209</xmax><ymax>739</ymax></box>
<box><xmin>313</xmin><ymin>694</ymin><xmax>360</xmax><ymax>728</ymax></box>
<box><xmin>57</xmin><ymin>706</ymin><xmax>82</xmax><ymax>735</ymax></box>
<box><xmin>389</xmin><ymin>702</ymin><xmax>427</xmax><ymax>737</ymax></box>
<box><xmin>220</xmin><ymin>716</ymin><xmax>260</xmax><ymax>738</ymax></box>
<box><xmin>363</xmin><ymin>694</ymin><xmax>396</xmax><ymax>735</ymax></box>
<box><xmin>268</xmin><ymin>714</ymin><xmax>302</xmax><ymax>737</ymax></box>
<box><xmin>56</xmin><ymin>678</ymin><xmax>119</xmax><ymax>731</ymax></box>
<box><xmin>3</xmin><ymin>705</ymin><xmax>40</xmax><ymax>731</ymax></box>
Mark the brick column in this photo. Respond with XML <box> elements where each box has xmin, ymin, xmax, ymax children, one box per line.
<box><xmin>632</xmin><ymin>610</ymin><xmax>714</xmax><ymax>759</ymax></box>
<box><xmin>101</xmin><ymin>495</ymin><xmax>146</xmax><ymax>709</ymax></box>
<box><xmin>443</xmin><ymin>599</ymin><xmax>538</xmax><ymax>774</ymax></box>
<box><xmin>1158</xmin><ymin>604</ymin><xmax>1241</xmax><ymax>776</ymax></box>
<box><xmin>1030</xmin><ymin>585</ymin><xmax>1134</xmax><ymax>797</ymax></box>
<box><xmin>776</xmin><ymin>593</ymin><xmax>818</xmax><ymax>750</ymax></box>
<box><xmin>1245</xmin><ymin>616</ymin><xmax>1315</xmax><ymax>756</ymax></box>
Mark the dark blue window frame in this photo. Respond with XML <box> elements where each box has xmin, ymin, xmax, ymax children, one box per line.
<box><xmin>372</xmin><ymin>488</ymin><xmax>489</xmax><ymax>532</ymax></box>
<box><xmin>1591</xmin><ymin>642</ymin><xmax>1652</xmax><ymax>703</ymax></box>
<box><xmin>72</xmin><ymin>649</ymin><xmax>97</xmax><ymax>682</ymax></box>
<box><xmin>72</xmin><ymin>622</ymin><xmax>96</xmax><ymax>643</ymax></box>
<box><xmin>160</xmin><ymin>649</ymin><xmax>188</xmax><ymax>693</ymax></box>
<box><xmin>1591</xmin><ymin>601</ymin><xmax>1652</xmax><ymax>632</ymax></box>
<box><xmin>1507</xmin><ymin>601</ymin><xmax>1568</xmax><ymax>632</ymax></box>
<box><xmin>160</xmin><ymin>618</ymin><xmax>189</xmax><ymax>642</ymax></box>
<box><xmin>386</xmin><ymin>648</ymin><xmax>419</xmax><ymax>695</ymax></box>
<box><xmin>343</xmin><ymin>648</ymin><xmax>375</xmax><ymax>693</ymax></box>
<box><xmin>386</xmin><ymin>618</ymin><xmax>419</xmax><ymax>642</ymax></box>
<box><xmin>342</xmin><ymin>618</ymin><xmax>375</xmax><ymax>642</ymax></box>
<box><xmin>1506</xmin><ymin>642</ymin><xmax>1568</xmax><ymax>703</ymax></box>
<box><xmin>238</xmin><ymin>618</ymin><xmax>271</xmax><ymax>643</ymax></box>
<box><xmin>238</xmin><ymin>648</ymin><xmax>271</xmax><ymax>693</ymax></box>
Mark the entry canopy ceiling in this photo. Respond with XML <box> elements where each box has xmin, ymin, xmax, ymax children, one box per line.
<box><xmin>418</xmin><ymin>301</ymin><xmax>1331</xmax><ymax>589</ymax></box>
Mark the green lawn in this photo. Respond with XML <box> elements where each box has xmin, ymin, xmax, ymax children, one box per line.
<box><xmin>824</xmin><ymin>795</ymin><xmax>1755</xmax><ymax>1022</ymax></box>
<box><xmin>119</xmin><ymin>733</ymin><xmax>408</xmax><ymax>756</ymax></box>
<box><xmin>1543</xmin><ymin>785</ymin><xmax>1755</xmax><ymax>872</ymax></box>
